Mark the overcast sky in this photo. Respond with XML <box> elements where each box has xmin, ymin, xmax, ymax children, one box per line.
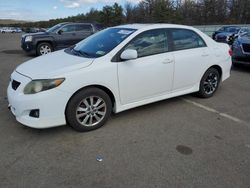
<box><xmin>0</xmin><ymin>0</ymin><xmax>142</xmax><ymax>21</ymax></box>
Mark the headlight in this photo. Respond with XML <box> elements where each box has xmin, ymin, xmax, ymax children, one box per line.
<box><xmin>24</xmin><ymin>78</ymin><xmax>65</xmax><ymax>94</ymax></box>
<box><xmin>25</xmin><ymin>36</ymin><xmax>33</xmax><ymax>42</ymax></box>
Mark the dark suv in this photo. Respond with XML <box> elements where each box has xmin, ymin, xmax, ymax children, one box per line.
<box><xmin>21</xmin><ymin>22</ymin><xmax>104</xmax><ymax>56</ymax></box>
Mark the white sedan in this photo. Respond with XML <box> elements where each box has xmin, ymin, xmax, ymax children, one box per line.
<box><xmin>7</xmin><ymin>24</ymin><xmax>232</xmax><ymax>131</ymax></box>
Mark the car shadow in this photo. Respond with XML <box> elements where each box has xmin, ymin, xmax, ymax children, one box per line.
<box><xmin>1</xmin><ymin>50</ymin><xmax>24</xmax><ymax>55</ymax></box>
<box><xmin>232</xmin><ymin>64</ymin><xmax>250</xmax><ymax>73</ymax></box>
<box><xmin>11</xmin><ymin>97</ymin><xmax>182</xmax><ymax>135</ymax></box>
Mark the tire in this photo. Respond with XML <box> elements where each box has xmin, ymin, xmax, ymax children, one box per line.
<box><xmin>36</xmin><ymin>42</ymin><xmax>53</xmax><ymax>56</ymax></box>
<box><xmin>197</xmin><ymin>68</ymin><xmax>220</xmax><ymax>98</ymax></box>
<box><xmin>66</xmin><ymin>88</ymin><xmax>112</xmax><ymax>132</ymax></box>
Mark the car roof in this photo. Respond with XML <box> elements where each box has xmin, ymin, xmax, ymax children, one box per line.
<box><xmin>113</xmin><ymin>23</ymin><xmax>194</xmax><ymax>30</ymax></box>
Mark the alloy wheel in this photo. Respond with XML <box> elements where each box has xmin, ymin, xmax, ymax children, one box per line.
<box><xmin>76</xmin><ymin>96</ymin><xmax>107</xmax><ymax>127</ymax></box>
<box><xmin>203</xmin><ymin>72</ymin><xmax>218</xmax><ymax>95</ymax></box>
<box><xmin>39</xmin><ymin>45</ymin><xmax>52</xmax><ymax>55</ymax></box>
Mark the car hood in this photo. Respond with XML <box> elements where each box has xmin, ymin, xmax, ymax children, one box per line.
<box><xmin>216</xmin><ymin>32</ymin><xmax>233</xmax><ymax>37</ymax></box>
<box><xmin>16</xmin><ymin>50</ymin><xmax>94</xmax><ymax>79</ymax></box>
<box><xmin>22</xmin><ymin>32</ymin><xmax>49</xmax><ymax>38</ymax></box>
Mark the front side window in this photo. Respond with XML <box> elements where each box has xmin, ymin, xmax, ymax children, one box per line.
<box><xmin>125</xmin><ymin>29</ymin><xmax>168</xmax><ymax>58</ymax></box>
<box><xmin>61</xmin><ymin>25</ymin><xmax>75</xmax><ymax>33</ymax></box>
<box><xmin>47</xmin><ymin>23</ymin><xmax>64</xmax><ymax>33</ymax></box>
<box><xmin>171</xmin><ymin>29</ymin><xmax>206</xmax><ymax>51</ymax></box>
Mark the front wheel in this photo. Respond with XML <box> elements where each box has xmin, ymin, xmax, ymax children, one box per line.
<box><xmin>37</xmin><ymin>42</ymin><xmax>53</xmax><ymax>56</ymax></box>
<box><xmin>66</xmin><ymin>88</ymin><xmax>112</xmax><ymax>132</ymax></box>
<box><xmin>197</xmin><ymin>68</ymin><xmax>220</xmax><ymax>98</ymax></box>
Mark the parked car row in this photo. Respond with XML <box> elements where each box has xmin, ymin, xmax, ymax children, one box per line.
<box><xmin>212</xmin><ymin>26</ymin><xmax>250</xmax><ymax>66</ymax></box>
<box><xmin>212</xmin><ymin>26</ymin><xmax>250</xmax><ymax>44</ymax></box>
<box><xmin>0</xmin><ymin>27</ymin><xmax>22</xmax><ymax>33</ymax></box>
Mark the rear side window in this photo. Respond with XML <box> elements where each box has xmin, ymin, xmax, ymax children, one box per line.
<box><xmin>125</xmin><ymin>29</ymin><xmax>168</xmax><ymax>58</ymax></box>
<box><xmin>171</xmin><ymin>29</ymin><xmax>206</xmax><ymax>51</ymax></box>
<box><xmin>75</xmin><ymin>24</ymin><xmax>93</xmax><ymax>32</ymax></box>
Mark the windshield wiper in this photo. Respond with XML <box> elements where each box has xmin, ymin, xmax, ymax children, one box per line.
<box><xmin>71</xmin><ymin>48</ymin><xmax>91</xmax><ymax>58</ymax></box>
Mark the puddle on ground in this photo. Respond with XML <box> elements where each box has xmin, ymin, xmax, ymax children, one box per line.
<box><xmin>176</xmin><ymin>145</ymin><xmax>193</xmax><ymax>155</ymax></box>
<box><xmin>1</xmin><ymin>50</ymin><xmax>23</xmax><ymax>54</ymax></box>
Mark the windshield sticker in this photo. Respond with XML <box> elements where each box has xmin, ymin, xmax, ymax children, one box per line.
<box><xmin>117</xmin><ymin>30</ymin><xmax>134</xmax><ymax>35</ymax></box>
<box><xmin>96</xmin><ymin>51</ymin><xmax>106</xmax><ymax>55</ymax></box>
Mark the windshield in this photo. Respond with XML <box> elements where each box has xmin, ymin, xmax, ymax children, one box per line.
<box><xmin>225</xmin><ymin>27</ymin><xmax>240</xmax><ymax>33</ymax></box>
<box><xmin>73</xmin><ymin>28</ymin><xmax>136</xmax><ymax>58</ymax></box>
<box><xmin>218</xmin><ymin>27</ymin><xmax>226</xmax><ymax>31</ymax></box>
<box><xmin>47</xmin><ymin>23</ymin><xmax>64</xmax><ymax>33</ymax></box>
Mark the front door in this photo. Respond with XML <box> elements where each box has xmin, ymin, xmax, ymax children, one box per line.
<box><xmin>55</xmin><ymin>24</ymin><xmax>78</xmax><ymax>49</ymax></box>
<box><xmin>118</xmin><ymin>29</ymin><xmax>174</xmax><ymax>105</ymax></box>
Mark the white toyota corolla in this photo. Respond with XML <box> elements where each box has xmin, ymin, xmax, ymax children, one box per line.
<box><xmin>7</xmin><ymin>24</ymin><xmax>232</xmax><ymax>131</ymax></box>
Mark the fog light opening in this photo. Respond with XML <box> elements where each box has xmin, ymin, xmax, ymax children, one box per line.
<box><xmin>29</xmin><ymin>109</ymin><xmax>40</xmax><ymax>118</ymax></box>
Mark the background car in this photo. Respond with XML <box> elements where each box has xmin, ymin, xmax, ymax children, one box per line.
<box><xmin>1</xmin><ymin>27</ymin><xmax>17</xmax><ymax>33</ymax></box>
<box><xmin>212</xmin><ymin>26</ymin><xmax>238</xmax><ymax>40</ymax></box>
<box><xmin>14</xmin><ymin>27</ymin><xmax>22</xmax><ymax>33</ymax></box>
<box><xmin>227</xmin><ymin>27</ymin><xmax>250</xmax><ymax>45</ymax></box>
<box><xmin>214</xmin><ymin>27</ymin><xmax>240</xmax><ymax>43</ymax></box>
<box><xmin>21</xmin><ymin>22</ymin><xmax>104</xmax><ymax>56</ymax></box>
<box><xmin>232</xmin><ymin>32</ymin><xmax>250</xmax><ymax>66</ymax></box>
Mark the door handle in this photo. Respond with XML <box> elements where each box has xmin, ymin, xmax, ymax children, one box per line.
<box><xmin>162</xmin><ymin>59</ymin><xmax>174</xmax><ymax>64</ymax></box>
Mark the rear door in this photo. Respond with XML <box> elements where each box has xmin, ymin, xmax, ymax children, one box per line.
<box><xmin>170</xmin><ymin>28</ymin><xmax>210</xmax><ymax>91</ymax></box>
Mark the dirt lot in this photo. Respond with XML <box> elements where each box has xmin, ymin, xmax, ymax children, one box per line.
<box><xmin>0</xmin><ymin>33</ymin><xmax>250</xmax><ymax>188</ymax></box>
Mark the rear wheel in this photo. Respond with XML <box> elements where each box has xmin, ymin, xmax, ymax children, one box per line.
<box><xmin>37</xmin><ymin>42</ymin><xmax>53</xmax><ymax>56</ymax></box>
<box><xmin>197</xmin><ymin>68</ymin><xmax>220</xmax><ymax>98</ymax></box>
<box><xmin>66</xmin><ymin>88</ymin><xmax>112</xmax><ymax>132</ymax></box>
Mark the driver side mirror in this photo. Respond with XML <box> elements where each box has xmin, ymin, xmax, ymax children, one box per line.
<box><xmin>57</xmin><ymin>29</ymin><xmax>63</xmax><ymax>35</ymax></box>
<box><xmin>120</xmin><ymin>49</ymin><xmax>138</xmax><ymax>60</ymax></box>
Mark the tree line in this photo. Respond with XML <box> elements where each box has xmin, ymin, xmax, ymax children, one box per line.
<box><xmin>4</xmin><ymin>0</ymin><xmax>250</xmax><ymax>28</ymax></box>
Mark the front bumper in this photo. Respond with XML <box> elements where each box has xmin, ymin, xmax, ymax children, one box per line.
<box><xmin>7</xmin><ymin>71</ymin><xmax>70</xmax><ymax>129</ymax></box>
<box><xmin>21</xmin><ymin>39</ymin><xmax>36</xmax><ymax>54</ymax></box>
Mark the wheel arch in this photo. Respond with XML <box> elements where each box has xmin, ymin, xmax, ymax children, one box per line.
<box><xmin>208</xmin><ymin>65</ymin><xmax>223</xmax><ymax>80</ymax></box>
<box><xmin>201</xmin><ymin>65</ymin><xmax>223</xmax><ymax>83</ymax></box>
<box><xmin>36</xmin><ymin>40</ymin><xmax>55</xmax><ymax>50</ymax></box>
<box><xmin>64</xmin><ymin>84</ymin><xmax>116</xmax><ymax>116</ymax></box>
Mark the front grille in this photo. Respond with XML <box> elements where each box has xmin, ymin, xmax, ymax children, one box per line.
<box><xmin>12</xmin><ymin>80</ymin><xmax>21</xmax><ymax>90</ymax></box>
<box><xmin>242</xmin><ymin>43</ymin><xmax>250</xmax><ymax>53</ymax></box>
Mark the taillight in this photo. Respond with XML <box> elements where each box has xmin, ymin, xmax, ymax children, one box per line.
<box><xmin>229</xmin><ymin>48</ymin><xmax>233</xmax><ymax>56</ymax></box>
